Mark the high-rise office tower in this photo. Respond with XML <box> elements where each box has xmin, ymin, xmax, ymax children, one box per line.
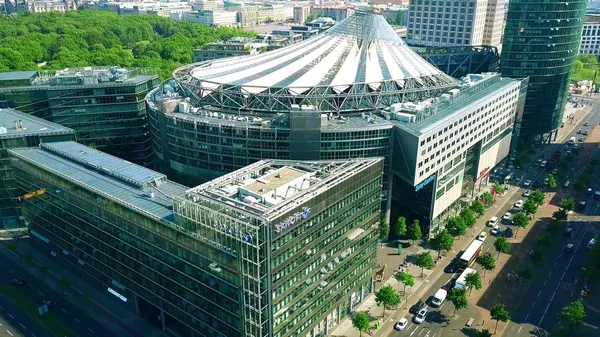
<box><xmin>501</xmin><ymin>0</ymin><xmax>587</xmax><ymax>143</ymax></box>
<box><xmin>483</xmin><ymin>0</ymin><xmax>505</xmax><ymax>52</ymax></box>
<box><xmin>406</xmin><ymin>0</ymin><xmax>489</xmax><ymax>47</ymax></box>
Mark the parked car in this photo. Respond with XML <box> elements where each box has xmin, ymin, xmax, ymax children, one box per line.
<box><xmin>12</xmin><ymin>277</ymin><xmax>25</xmax><ymax>286</ymax></box>
<box><xmin>502</xmin><ymin>212</ymin><xmax>512</xmax><ymax>221</ymax></box>
<box><xmin>444</xmin><ymin>260</ymin><xmax>459</xmax><ymax>273</ymax></box>
<box><xmin>410</xmin><ymin>300</ymin><xmax>425</xmax><ymax>314</ymax></box>
<box><xmin>523</xmin><ymin>189</ymin><xmax>531</xmax><ymax>197</ymax></box>
<box><xmin>514</xmin><ymin>200</ymin><xmax>524</xmax><ymax>209</ymax></box>
<box><xmin>395</xmin><ymin>318</ymin><xmax>408</xmax><ymax>331</ymax></box>
<box><xmin>478</xmin><ymin>232</ymin><xmax>487</xmax><ymax>241</ymax></box>
<box><xmin>564</xmin><ymin>243</ymin><xmax>574</xmax><ymax>253</ymax></box>
<box><xmin>564</xmin><ymin>227</ymin><xmax>573</xmax><ymax>236</ymax></box>
<box><xmin>523</xmin><ymin>180</ymin><xmax>532</xmax><ymax>187</ymax></box>
<box><xmin>414</xmin><ymin>308</ymin><xmax>428</xmax><ymax>324</ymax></box>
<box><xmin>491</xmin><ymin>225</ymin><xmax>501</xmax><ymax>236</ymax></box>
<box><xmin>504</xmin><ymin>227</ymin><xmax>514</xmax><ymax>238</ymax></box>
<box><xmin>488</xmin><ymin>216</ymin><xmax>499</xmax><ymax>227</ymax></box>
<box><xmin>584</xmin><ymin>122</ymin><xmax>590</xmax><ymax>126</ymax></box>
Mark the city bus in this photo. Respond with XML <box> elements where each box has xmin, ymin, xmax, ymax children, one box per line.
<box><xmin>459</xmin><ymin>240</ymin><xmax>483</xmax><ymax>269</ymax></box>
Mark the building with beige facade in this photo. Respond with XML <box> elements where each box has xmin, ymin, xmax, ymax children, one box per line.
<box><xmin>482</xmin><ymin>0</ymin><xmax>505</xmax><ymax>52</ymax></box>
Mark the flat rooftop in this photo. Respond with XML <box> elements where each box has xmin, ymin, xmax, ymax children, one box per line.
<box><xmin>0</xmin><ymin>108</ymin><xmax>75</xmax><ymax>139</ymax></box>
<box><xmin>9</xmin><ymin>142</ymin><xmax>187</xmax><ymax>223</ymax></box>
<box><xmin>178</xmin><ymin>158</ymin><xmax>383</xmax><ymax>220</ymax></box>
<box><xmin>0</xmin><ymin>71</ymin><xmax>38</xmax><ymax>82</ymax></box>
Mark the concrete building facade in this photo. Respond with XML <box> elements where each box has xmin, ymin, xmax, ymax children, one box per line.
<box><xmin>482</xmin><ymin>0</ymin><xmax>505</xmax><ymax>52</ymax></box>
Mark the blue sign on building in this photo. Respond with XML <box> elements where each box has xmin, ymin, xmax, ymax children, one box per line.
<box><xmin>415</xmin><ymin>175</ymin><xmax>435</xmax><ymax>192</ymax></box>
<box><xmin>275</xmin><ymin>207</ymin><xmax>311</xmax><ymax>233</ymax></box>
<box><xmin>213</xmin><ymin>223</ymin><xmax>253</xmax><ymax>243</ymax></box>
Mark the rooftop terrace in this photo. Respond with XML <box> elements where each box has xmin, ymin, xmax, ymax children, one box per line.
<box><xmin>0</xmin><ymin>108</ymin><xmax>75</xmax><ymax>139</ymax></box>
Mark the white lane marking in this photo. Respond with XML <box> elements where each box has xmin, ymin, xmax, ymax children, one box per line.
<box><xmin>0</xmin><ymin>262</ymin><xmax>3</xmax><ymax>266</ymax></box>
<box><xmin>561</xmin><ymin>272</ymin><xmax>566</xmax><ymax>281</ymax></box>
<box><xmin>27</xmin><ymin>284</ymin><xmax>33</xmax><ymax>288</ymax></box>
<box><xmin>538</xmin><ymin>314</ymin><xmax>545</xmax><ymax>326</ymax></box>
<box><xmin>8</xmin><ymin>314</ymin><xmax>14</xmax><ymax>319</ymax></box>
<box><xmin>550</xmin><ymin>292</ymin><xmax>556</xmax><ymax>302</ymax></box>
<box><xmin>518</xmin><ymin>325</ymin><xmax>523</xmax><ymax>334</ymax></box>
<box><xmin>38</xmin><ymin>291</ymin><xmax>44</xmax><ymax>297</ymax></box>
<box><xmin>544</xmin><ymin>280</ymin><xmax>547</xmax><ymax>286</ymax></box>
<box><xmin>19</xmin><ymin>323</ymin><xmax>25</xmax><ymax>329</ymax></box>
<box><xmin>544</xmin><ymin>302</ymin><xmax>551</xmax><ymax>314</ymax></box>
<box><xmin>62</xmin><ymin>309</ymin><xmax>68</xmax><ymax>314</ymax></box>
<box><xmin>0</xmin><ymin>305</ymin><xmax>3</xmax><ymax>310</ymax></box>
<box><xmin>554</xmin><ymin>262</ymin><xmax>557</xmax><ymax>267</ymax></box>
<box><xmin>8</xmin><ymin>269</ymin><xmax>13</xmax><ymax>273</ymax></box>
<box><xmin>74</xmin><ymin>318</ymin><xmax>81</xmax><ymax>323</ymax></box>
<box><xmin>6</xmin><ymin>329</ymin><xmax>13</xmax><ymax>336</ymax></box>
<box><xmin>532</xmin><ymin>301</ymin><xmax>536</xmax><ymax>308</ymax></box>
<box><xmin>32</xmin><ymin>334</ymin><xmax>37</xmax><ymax>337</ymax></box>
<box><xmin>87</xmin><ymin>328</ymin><xmax>95</xmax><ymax>334</ymax></box>
<box><xmin>549</xmin><ymin>271</ymin><xmax>552</xmax><ymax>276</ymax></box>
<box><xmin>418</xmin><ymin>328</ymin><xmax>426</xmax><ymax>336</ymax></box>
<box><xmin>584</xmin><ymin>322</ymin><xmax>599</xmax><ymax>329</ymax></box>
<box><xmin>537</xmin><ymin>291</ymin><xmax>542</xmax><ymax>297</ymax></box>
<box><xmin>410</xmin><ymin>326</ymin><xmax>419</xmax><ymax>336</ymax></box>
<box><xmin>525</xmin><ymin>313</ymin><xmax>530</xmax><ymax>320</ymax></box>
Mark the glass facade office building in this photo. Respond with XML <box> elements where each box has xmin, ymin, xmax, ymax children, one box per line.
<box><xmin>0</xmin><ymin>109</ymin><xmax>75</xmax><ymax>229</ymax></box>
<box><xmin>500</xmin><ymin>0</ymin><xmax>587</xmax><ymax>143</ymax></box>
<box><xmin>10</xmin><ymin>141</ymin><xmax>383</xmax><ymax>337</ymax></box>
<box><xmin>0</xmin><ymin>68</ymin><xmax>159</xmax><ymax>166</ymax></box>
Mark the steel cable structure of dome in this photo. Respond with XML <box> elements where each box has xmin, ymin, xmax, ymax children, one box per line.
<box><xmin>174</xmin><ymin>11</ymin><xmax>458</xmax><ymax>114</ymax></box>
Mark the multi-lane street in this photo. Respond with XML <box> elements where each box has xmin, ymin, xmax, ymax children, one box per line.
<box><xmin>388</xmin><ymin>101</ymin><xmax>600</xmax><ymax>337</ymax></box>
<box><xmin>0</xmin><ymin>250</ymin><xmax>116</xmax><ymax>337</ymax></box>
<box><xmin>0</xmin><ymin>297</ymin><xmax>48</xmax><ymax>337</ymax></box>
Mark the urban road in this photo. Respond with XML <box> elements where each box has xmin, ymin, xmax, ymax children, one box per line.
<box><xmin>0</xmin><ymin>251</ymin><xmax>116</xmax><ymax>337</ymax></box>
<box><xmin>388</xmin><ymin>103</ymin><xmax>600</xmax><ymax>337</ymax></box>
<box><xmin>503</xmin><ymin>102</ymin><xmax>600</xmax><ymax>337</ymax></box>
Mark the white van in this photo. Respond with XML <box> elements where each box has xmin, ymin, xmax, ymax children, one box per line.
<box><xmin>488</xmin><ymin>216</ymin><xmax>498</xmax><ymax>227</ymax></box>
<box><xmin>431</xmin><ymin>288</ymin><xmax>447</xmax><ymax>307</ymax></box>
<box><xmin>569</xmin><ymin>137</ymin><xmax>576</xmax><ymax>144</ymax></box>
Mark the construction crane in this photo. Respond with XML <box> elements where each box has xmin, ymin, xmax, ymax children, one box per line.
<box><xmin>18</xmin><ymin>189</ymin><xmax>46</xmax><ymax>202</ymax></box>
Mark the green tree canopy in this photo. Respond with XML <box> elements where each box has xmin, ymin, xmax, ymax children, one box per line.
<box><xmin>459</xmin><ymin>208</ymin><xmax>477</xmax><ymax>228</ymax></box>
<box><xmin>494</xmin><ymin>182</ymin><xmax>505</xmax><ymax>194</ymax></box>
<box><xmin>494</xmin><ymin>237</ymin><xmax>511</xmax><ymax>259</ymax></box>
<box><xmin>490</xmin><ymin>303</ymin><xmax>511</xmax><ymax>334</ymax></box>
<box><xmin>352</xmin><ymin>312</ymin><xmax>370</xmax><ymax>337</ymax></box>
<box><xmin>415</xmin><ymin>251</ymin><xmax>434</xmax><ymax>277</ymax></box>
<box><xmin>530</xmin><ymin>249</ymin><xmax>545</xmax><ymax>265</ymax></box>
<box><xmin>559</xmin><ymin>300</ymin><xmax>586</xmax><ymax>332</ymax></box>
<box><xmin>560</xmin><ymin>197</ymin><xmax>575</xmax><ymax>212</ymax></box>
<box><xmin>374</xmin><ymin>285</ymin><xmax>401</xmax><ymax>318</ymax></box>
<box><xmin>546</xmin><ymin>174</ymin><xmax>557</xmax><ymax>189</ymax></box>
<box><xmin>431</xmin><ymin>229</ymin><xmax>454</xmax><ymax>257</ymax></box>
<box><xmin>470</xmin><ymin>200</ymin><xmax>486</xmax><ymax>215</ymax></box>
<box><xmin>465</xmin><ymin>271</ymin><xmax>483</xmax><ymax>295</ymax></box>
<box><xmin>407</xmin><ymin>219</ymin><xmax>422</xmax><ymax>244</ymax></box>
<box><xmin>482</xmin><ymin>192</ymin><xmax>493</xmax><ymax>206</ymax></box>
<box><xmin>475</xmin><ymin>329</ymin><xmax>493</xmax><ymax>337</ymax></box>
<box><xmin>553</xmin><ymin>209</ymin><xmax>568</xmax><ymax>221</ymax></box>
<box><xmin>523</xmin><ymin>198</ymin><xmax>538</xmax><ymax>215</ymax></box>
<box><xmin>512</xmin><ymin>212</ymin><xmax>530</xmax><ymax>232</ymax></box>
<box><xmin>446</xmin><ymin>216</ymin><xmax>467</xmax><ymax>237</ymax></box>
<box><xmin>448</xmin><ymin>288</ymin><xmax>468</xmax><ymax>316</ymax></box>
<box><xmin>529</xmin><ymin>190</ymin><xmax>545</xmax><ymax>205</ymax></box>
<box><xmin>394</xmin><ymin>271</ymin><xmax>415</xmax><ymax>296</ymax></box>
<box><xmin>477</xmin><ymin>253</ymin><xmax>496</xmax><ymax>276</ymax></box>
<box><xmin>380</xmin><ymin>218</ymin><xmax>390</xmax><ymax>240</ymax></box>
<box><xmin>395</xmin><ymin>216</ymin><xmax>407</xmax><ymax>237</ymax></box>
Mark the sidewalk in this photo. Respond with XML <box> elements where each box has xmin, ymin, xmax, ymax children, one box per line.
<box><xmin>330</xmin><ymin>185</ymin><xmax>523</xmax><ymax>337</ymax></box>
<box><xmin>0</xmin><ymin>236</ymin><xmax>166</xmax><ymax>337</ymax></box>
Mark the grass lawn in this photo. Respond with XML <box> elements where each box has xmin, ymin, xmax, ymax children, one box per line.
<box><xmin>0</xmin><ymin>284</ymin><xmax>76</xmax><ymax>337</ymax></box>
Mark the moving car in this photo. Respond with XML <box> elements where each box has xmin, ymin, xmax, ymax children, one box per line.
<box><xmin>410</xmin><ymin>300</ymin><xmax>425</xmax><ymax>314</ymax></box>
<box><xmin>540</xmin><ymin>160</ymin><xmax>547</xmax><ymax>167</ymax></box>
<box><xmin>584</xmin><ymin>122</ymin><xmax>590</xmax><ymax>126</ymax></box>
<box><xmin>523</xmin><ymin>180</ymin><xmax>532</xmax><ymax>187</ymax></box>
<box><xmin>431</xmin><ymin>288</ymin><xmax>448</xmax><ymax>307</ymax></box>
<box><xmin>12</xmin><ymin>277</ymin><xmax>25</xmax><ymax>286</ymax></box>
<box><xmin>414</xmin><ymin>308</ymin><xmax>428</xmax><ymax>324</ymax></box>
<box><xmin>579</xmin><ymin>201</ymin><xmax>586</xmax><ymax>210</ymax></box>
<box><xmin>564</xmin><ymin>227</ymin><xmax>573</xmax><ymax>236</ymax></box>
<box><xmin>523</xmin><ymin>189</ymin><xmax>531</xmax><ymax>197</ymax></box>
<box><xmin>491</xmin><ymin>225</ymin><xmax>501</xmax><ymax>236</ymax></box>
<box><xmin>395</xmin><ymin>318</ymin><xmax>408</xmax><ymax>331</ymax></box>
<box><xmin>587</xmin><ymin>188</ymin><xmax>593</xmax><ymax>194</ymax></box>
<box><xmin>514</xmin><ymin>200</ymin><xmax>524</xmax><ymax>209</ymax></box>
<box><xmin>477</xmin><ymin>232</ymin><xmax>487</xmax><ymax>241</ymax></box>
<box><xmin>504</xmin><ymin>227</ymin><xmax>514</xmax><ymax>238</ymax></box>
<box><xmin>488</xmin><ymin>216</ymin><xmax>499</xmax><ymax>227</ymax></box>
<box><xmin>502</xmin><ymin>212</ymin><xmax>512</xmax><ymax>221</ymax></box>
<box><xmin>564</xmin><ymin>243</ymin><xmax>574</xmax><ymax>253</ymax></box>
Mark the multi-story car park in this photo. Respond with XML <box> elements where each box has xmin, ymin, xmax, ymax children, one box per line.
<box><xmin>0</xmin><ymin>67</ymin><xmax>159</xmax><ymax>166</ymax></box>
<box><xmin>146</xmin><ymin>11</ymin><xmax>527</xmax><ymax>237</ymax></box>
<box><xmin>9</xmin><ymin>140</ymin><xmax>383</xmax><ymax>337</ymax></box>
<box><xmin>0</xmin><ymin>108</ymin><xmax>75</xmax><ymax>229</ymax></box>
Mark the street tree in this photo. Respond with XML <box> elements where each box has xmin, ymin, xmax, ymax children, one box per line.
<box><xmin>546</xmin><ymin>174</ymin><xmax>558</xmax><ymax>189</ymax></box>
<box><xmin>415</xmin><ymin>251</ymin><xmax>434</xmax><ymax>277</ymax></box>
<box><xmin>407</xmin><ymin>219</ymin><xmax>422</xmax><ymax>244</ymax></box>
<box><xmin>477</xmin><ymin>253</ymin><xmax>496</xmax><ymax>276</ymax></box>
<box><xmin>530</xmin><ymin>249</ymin><xmax>545</xmax><ymax>265</ymax></box>
<box><xmin>523</xmin><ymin>198</ymin><xmax>538</xmax><ymax>215</ymax></box>
<box><xmin>547</xmin><ymin>219</ymin><xmax>561</xmax><ymax>235</ymax></box>
<box><xmin>352</xmin><ymin>312</ymin><xmax>370</xmax><ymax>337</ymax></box>
<box><xmin>470</xmin><ymin>200</ymin><xmax>486</xmax><ymax>216</ymax></box>
<box><xmin>490</xmin><ymin>303</ymin><xmax>511</xmax><ymax>334</ymax></box>
<box><xmin>446</xmin><ymin>216</ymin><xmax>467</xmax><ymax>237</ymax></box>
<box><xmin>395</xmin><ymin>216</ymin><xmax>407</xmax><ymax>237</ymax></box>
<box><xmin>475</xmin><ymin>329</ymin><xmax>493</xmax><ymax>337</ymax></box>
<box><xmin>553</xmin><ymin>209</ymin><xmax>568</xmax><ymax>221</ymax></box>
<box><xmin>559</xmin><ymin>299</ymin><xmax>586</xmax><ymax>332</ymax></box>
<box><xmin>380</xmin><ymin>218</ymin><xmax>390</xmax><ymax>240</ymax></box>
<box><xmin>494</xmin><ymin>182</ymin><xmax>505</xmax><ymax>195</ymax></box>
<box><xmin>447</xmin><ymin>288</ymin><xmax>468</xmax><ymax>316</ymax></box>
<box><xmin>394</xmin><ymin>271</ymin><xmax>415</xmax><ymax>295</ymax></box>
<box><xmin>512</xmin><ymin>212</ymin><xmax>530</xmax><ymax>235</ymax></box>
<box><xmin>431</xmin><ymin>229</ymin><xmax>454</xmax><ymax>258</ymax></box>
<box><xmin>494</xmin><ymin>237</ymin><xmax>511</xmax><ymax>259</ymax></box>
<box><xmin>482</xmin><ymin>192</ymin><xmax>494</xmax><ymax>206</ymax></box>
<box><xmin>560</xmin><ymin>197</ymin><xmax>575</xmax><ymax>212</ymax></box>
<box><xmin>465</xmin><ymin>271</ymin><xmax>483</xmax><ymax>296</ymax></box>
<box><xmin>518</xmin><ymin>267</ymin><xmax>533</xmax><ymax>290</ymax></box>
<box><xmin>459</xmin><ymin>208</ymin><xmax>477</xmax><ymax>228</ymax></box>
<box><xmin>529</xmin><ymin>189</ymin><xmax>545</xmax><ymax>206</ymax></box>
<box><xmin>374</xmin><ymin>285</ymin><xmax>401</xmax><ymax>318</ymax></box>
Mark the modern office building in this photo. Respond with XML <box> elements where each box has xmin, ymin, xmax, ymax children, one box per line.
<box><xmin>0</xmin><ymin>109</ymin><xmax>75</xmax><ymax>229</ymax></box>
<box><xmin>414</xmin><ymin>45</ymin><xmax>500</xmax><ymax>78</ymax></box>
<box><xmin>501</xmin><ymin>0</ymin><xmax>587</xmax><ymax>143</ymax></box>
<box><xmin>146</xmin><ymin>11</ymin><xmax>525</xmax><ymax>237</ymax></box>
<box><xmin>482</xmin><ymin>0</ymin><xmax>505</xmax><ymax>52</ymax></box>
<box><xmin>310</xmin><ymin>6</ymin><xmax>355</xmax><ymax>22</ymax></box>
<box><xmin>293</xmin><ymin>5</ymin><xmax>310</xmax><ymax>23</ymax></box>
<box><xmin>0</xmin><ymin>67</ymin><xmax>160</xmax><ymax>165</ymax></box>
<box><xmin>182</xmin><ymin>9</ymin><xmax>239</xmax><ymax>27</ymax></box>
<box><xmin>10</xmin><ymin>140</ymin><xmax>383</xmax><ymax>337</ymax></box>
<box><xmin>406</xmin><ymin>0</ymin><xmax>488</xmax><ymax>47</ymax></box>
<box><xmin>579</xmin><ymin>14</ymin><xmax>600</xmax><ymax>56</ymax></box>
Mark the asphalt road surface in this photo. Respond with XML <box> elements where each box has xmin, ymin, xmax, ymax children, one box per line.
<box><xmin>0</xmin><ymin>252</ymin><xmax>116</xmax><ymax>337</ymax></box>
<box><xmin>0</xmin><ymin>296</ymin><xmax>48</xmax><ymax>337</ymax></box>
